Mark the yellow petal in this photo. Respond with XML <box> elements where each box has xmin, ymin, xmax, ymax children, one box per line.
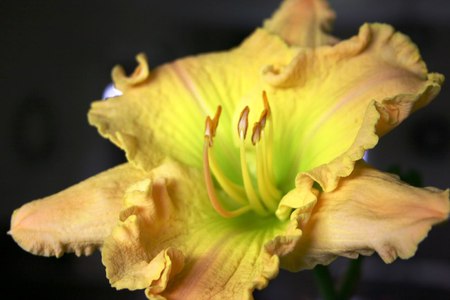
<box><xmin>280</xmin><ymin>162</ymin><xmax>449</xmax><ymax>271</ymax></box>
<box><xmin>9</xmin><ymin>163</ymin><xmax>147</xmax><ymax>257</ymax></box>
<box><xmin>88</xmin><ymin>28</ymin><xmax>297</xmax><ymax>172</ymax></box>
<box><xmin>104</xmin><ymin>214</ymin><xmax>185</xmax><ymax>292</ymax></box>
<box><xmin>264</xmin><ymin>0</ymin><xmax>337</xmax><ymax>47</ymax></box>
<box><xmin>267</xmin><ymin>23</ymin><xmax>443</xmax><ymax>208</ymax></box>
<box><xmin>102</xmin><ymin>161</ymin><xmax>301</xmax><ymax>299</ymax></box>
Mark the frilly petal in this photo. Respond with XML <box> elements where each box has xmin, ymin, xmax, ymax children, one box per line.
<box><xmin>103</xmin><ymin>213</ymin><xmax>184</xmax><ymax>292</ymax></box>
<box><xmin>102</xmin><ymin>161</ymin><xmax>302</xmax><ymax>299</ymax></box>
<box><xmin>277</xmin><ymin>175</ymin><xmax>319</xmax><ymax>221</ymax></box>
<box><xmin>299</xmin><ymin>71</ymin><xmax>442</xmax><ymax>194</ymax></box>
<box><xmin>274</xmin><ymin>99</ymin><xmax>381</xmax><ymax>221</ymax></box>
<box><xmin>280</xmin><ymin>162</ymin><xmax>449</xmax><ymax>271</ymax></box>
<box><xmin>264</xmin><ymin>0</ymin><xmax>337</xmax><ymax>47</ymax></box>
<box><xmin>9</xmin><ymin>163</ymin><xmax>147</xmax><ymax>257</ymax></box>
<box><xmin>270</xmin><ymin>23</ymin><xmax>443</xmax><ymax>217</ymax></box>
<box><xmin>263</xmin><ymin>23</ymin><xmax>433</xmax><ymax>87</ymax></box>
<box><xmin>112</xmin><ymin>53</ymin><xmax>150</xmax><ymax>91</ymax></box>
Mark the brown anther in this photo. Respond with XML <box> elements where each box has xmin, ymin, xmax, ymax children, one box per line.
<box><xmin>259</xmin><ymin>110</ymin><xmax>268</xmax><ymax>129</ymax></box>
<box><xmin>251</xmin><ymin>122</ymin><xmax>262</xmax><ymax>145</ymax></box>
<box><xmin>211</xmin><ymin>106</ymin><xmax>222</xmax><ymax>136</ymax></box>
<box><xmin>238</xmin><ymin>106</ymin><xmax>250</xmax><ymax>140</ymax></box>
<box><xmin>204</xmin><ymin>106</ymin><xmax>222</xmax><ymax>147</ymax></box>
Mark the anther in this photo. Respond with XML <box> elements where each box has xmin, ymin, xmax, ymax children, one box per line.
<box><xmin>238</xmin><ymin>106</ymin><xmax>250</xmax><ymax>140</ymax></box>
<box><xmin>252</xmin><ymin>122</ymin><xmax>262</xmax><ymax>145</ymax></box>
<box><xmin>204</xmin><ymin>106</ymin><xmax>222</xmax><ymax>147</ymax></box>
<box><xmin>259</xmin><ymin>110</ymin><xmax>268</xmax><ymax>129</ymax></box>
<box><xmin>211</xmin><ymin>106</ymin><xmax>222</xmax><ymax>135</ymax></box>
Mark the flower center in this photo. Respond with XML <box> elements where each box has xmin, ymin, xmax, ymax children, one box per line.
<box><xmin>203</xmin><ymin>92</ymin><xmax>282</xmax><ymax>218</ymax></box>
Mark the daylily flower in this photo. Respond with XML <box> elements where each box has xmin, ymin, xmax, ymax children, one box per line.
<box><xmin>10</xmin><ymin>0</ymin><xmax>449</xmax><ymax>299</ymax></box>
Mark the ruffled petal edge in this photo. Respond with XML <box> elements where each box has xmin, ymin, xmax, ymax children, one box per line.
<box><xmin>9</xmin><ymin>163</ymin><xmax>147</xmax><ymax>257</ymax></box>
<box><xmin>280</xmin><ymin>162</ymin><xmax>449</xmax><ymax>271</ymax></box>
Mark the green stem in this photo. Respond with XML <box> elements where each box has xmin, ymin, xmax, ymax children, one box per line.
<box><xmin>337</xmin><ymin>256</ymin><xmax>363</xmax><ymax>300</ymax></box>
<box><xmin>313</xmin><ymin>265</ymin><xmax>337</xmax><ymax>300</ymax></box>
<box><xmin>313</xmin><ymin>257</ymin><xmax>364</xmax><ymax>300</ymax></box>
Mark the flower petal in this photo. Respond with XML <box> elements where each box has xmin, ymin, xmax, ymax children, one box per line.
<box><xmin>267</xmin><ymin>23</ymin><xmax>443</xmax><ymax>212</ymax></box>
<box><xmin>88</xmin><ymin>29</ymin><xmax>296</xmax><ymax>173</ymax></box>
<box><xmin>102</xmin><ymin>161</ymin><xmax>301</xmax><ymax>299</ymax></box>
<box><xmin>9</xmin><ymin>163</ymin><xmax>147</xmax><ymax>257</ymax></box>
<box><xmin>264</xmin><ymin>0</ymin><xmax>337</xmax><ymax>47</ymax></box>
<box><xmin>280</xmin><ymin>162</ymin><xmax>449</xmax><ymax>271</ymax></box>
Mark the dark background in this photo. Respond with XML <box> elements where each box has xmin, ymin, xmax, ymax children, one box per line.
<box><xmin>1</xmin><ymin>0</ymin><xmax>449</xmax><ymax>299</ymax></box>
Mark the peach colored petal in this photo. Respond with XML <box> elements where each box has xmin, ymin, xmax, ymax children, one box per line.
<box><xmin>9</xmin><ymin>163</ymin><xmax>147</xmax><ymax>257</ymax></box>
<box><xmin>104</xmin><ymin>214</ymin><xmax>185</xmax><ymax>292</ymax></box>
<box><xmin>264</xmin><ymin>0</ymin><xmax>337</xmax><ymax>47</ymax></box>
<box><xmin>102</xmin><ymin>161</ymin><xmax>301</xmax><ymax>300</ymax></box>
<box><xmin>280</xmin><ymin>162</ymin><xmax>449</xmax><ymax>271</ymax></box>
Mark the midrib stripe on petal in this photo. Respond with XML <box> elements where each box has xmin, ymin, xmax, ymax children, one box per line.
<box><xmin>299</xmin><ymin>68</ymin><xmax>417</xmax><ymax>167</ymax></box>
<box><xmin>165</xmin><ymin>222</ymin><xmax>276</xmax><ymax>299</ymax></box>
<box><xmin>171</xmin><ymin>61</ymin><xmax>210</xmax><ymax>116</ymax></box>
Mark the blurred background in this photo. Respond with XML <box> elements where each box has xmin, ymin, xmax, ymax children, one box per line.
<box><xmin>1</xmin><ymin>0</ymin><xmax>449</xmax><ymax>299</ymax></box>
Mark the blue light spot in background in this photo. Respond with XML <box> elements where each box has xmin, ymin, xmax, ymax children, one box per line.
<box><xmin>102</xmin><ymin>83</ymin><xmax>122</xmax><ymax>100</ymax></box>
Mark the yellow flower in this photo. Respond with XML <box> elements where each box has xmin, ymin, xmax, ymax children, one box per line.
<box><xmin>9</xmin><ymin>0</ymin><xmax>449</xmax><ymax>299</ymax></box>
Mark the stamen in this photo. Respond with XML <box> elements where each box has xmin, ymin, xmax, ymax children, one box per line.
<box><xmin>255</xmin><ymin>141</ymin><xmax>278</xmax><ymax>211</ymax></box>
<box><xmin>202</xmin><ymin>94</ymin><xmax>281</xmax><ymax>218</ymax></box>
<box><xmin>252</xmin><ymin>107</ymin><xmax>279</xmax><ymax>211</ymax></box>
<box><xmin>208</xmin><ymin>147</ymin><xmax>248</xmax><ymax>205</ymax></box>
<box><xmin>256</xmin><ymin>139</ymin><xmax>281</xmax><ymax>209</ymax></box>
<box><xmin>238</xmin><ymin>108</ymin><xmax>269</xmax><ymax>216</ymax></box>
<box><xmin>261</xmin><ymin>91</ymin><xmax>276</xmax><ymax>184</ymax></box>
<box><xmin>203</xmin><ymin>106</ymin><xmax>250</xmax><ymax>218</ymax></box>
<box><xmin>203</xmin><ymin>141</ymin><xmax>251</xmax><ymax>218</ymax></box>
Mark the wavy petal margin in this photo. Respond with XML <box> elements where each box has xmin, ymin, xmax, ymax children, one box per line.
<box><xmin>112</xmin><ymin>53</ymin><xmax>150</xmax><ymax>91</ymax></box>
<box><xmin>280</xmin><ymin>162</ymin><xmax>449</xmax><ymax>271</ymax></box>
<box><xmin>102</xmin><ymin>161</ymin><xmax>302</xmax><ymax>300</ymax></box>
<box><xmin>9</xmin><ymin>164</ymin><xmax>147</xmax><ymax>257</ymax></box>
<box><xmin>274</xmin><ymin>23</ymin><xmax>443</xmax><ymax>218</ymax></box>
